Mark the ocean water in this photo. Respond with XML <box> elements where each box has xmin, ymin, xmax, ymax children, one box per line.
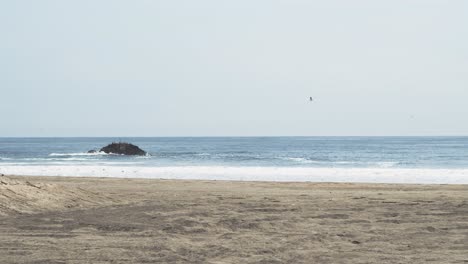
<box><xmin>1</xmin><ymin>137</ymin><xmax>468</xmax><ymax>184</ymax></box>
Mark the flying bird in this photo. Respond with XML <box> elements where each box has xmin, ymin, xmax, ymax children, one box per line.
<box><xmin>309</xmin><ymin>97</ymin><xmax>313</xmax><ymax>102</ymax></box>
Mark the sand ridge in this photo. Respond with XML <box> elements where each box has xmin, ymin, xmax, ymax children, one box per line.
<box><xmin>0</xmin><ymin>175</ymin><xmax>118</xmax><ymax>216</ymax></box>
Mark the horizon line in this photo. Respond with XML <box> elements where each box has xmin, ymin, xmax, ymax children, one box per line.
<box><xmin>1</xmin><ymin>135</ymin><xmax>468</xmax><ymax>138</ymax></box>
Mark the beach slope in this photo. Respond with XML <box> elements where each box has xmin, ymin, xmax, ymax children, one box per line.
<box><xmin>1</xmin><ymin>175</ymin><xmax>467</xmax><ymax>263</ymax></box>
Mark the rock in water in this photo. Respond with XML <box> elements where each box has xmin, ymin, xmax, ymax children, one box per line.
<box><xmin>100</xmin><ymin>142</ymin><xmax>147</xmax><ymax>156</ymax></box>
<box><xmin>87</xmin><ymin>150</ymin><xmax>98</xmax><ymax>153</ymax></box>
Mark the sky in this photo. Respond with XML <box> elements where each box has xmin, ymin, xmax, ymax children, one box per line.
<box><xmin>1</xmin><ymin>0</ymin><xmax>467</xmax><ymax>137</ymax></box>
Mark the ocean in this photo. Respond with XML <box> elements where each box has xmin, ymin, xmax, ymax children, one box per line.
<box><xmin>1</xmin><ymin>137</ymin><xmax>468</xmax><ymax>184</ymax></box>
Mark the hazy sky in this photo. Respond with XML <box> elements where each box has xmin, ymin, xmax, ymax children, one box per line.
<box><xmin>1</xmin><ymin>0</ymin><xmax>467</xmax><ymax>136</ymax></box>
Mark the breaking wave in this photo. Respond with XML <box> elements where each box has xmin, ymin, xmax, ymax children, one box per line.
<box><xmin>49</xmin><ymin>152</ymin><xmax>108</xmax><ymax>157</ymax></box>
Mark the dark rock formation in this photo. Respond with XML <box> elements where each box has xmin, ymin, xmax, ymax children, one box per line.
<box><xmin>100</xmin><ymin>142</ymin><xmax>147</xmax><ymax>156</ymax></box>
<box><xmin>87</xmin><ymin>150</ymin><xmax>97</xmax><ymax>154</ymax></box>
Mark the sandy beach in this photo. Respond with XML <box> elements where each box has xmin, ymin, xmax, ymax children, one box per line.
<box><xmin>0</xmin><ymin>175</ymin><xmax>467</xmax><ymax>263</ymax></box>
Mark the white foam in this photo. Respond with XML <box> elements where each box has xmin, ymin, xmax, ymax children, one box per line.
<box><xmin>1</xmin><ymin>165</ymin><xmax>468</xmax><ymax>184</ymax></box>
<box><xmin>375</xmin><ymin>161</ymin><xmax>399</xmax><ymax>168</ymax></box>
<box><xmin>49</xmin><ymin>152</ymin><xmax>108</xmax><ymax>156</ymax></box>
<box><xmin>281</xmin><ymin>157</ymin><xmax>319</xmax><ymax>163</ymax></box>
<box><xmin>278</xmin><ymin>158</ymin><xmax>399</xmax><ymax>167</ymax></box>
<box><xmin>0</xmin><ymin>161</ymin><xmax>145</xmax><ymax>166</ymax></box>
<box><xmin>30</xmin><ymin>157</ymin><xmax>92</xmax><ymax>161</ymax></box>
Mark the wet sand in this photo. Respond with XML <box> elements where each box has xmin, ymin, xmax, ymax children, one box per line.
<box><xmin>1</xmin><ymin>175</ymin><xmax>467</xmax><ymax>263</ymax></box>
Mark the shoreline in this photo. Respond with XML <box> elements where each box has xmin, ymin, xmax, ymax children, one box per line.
<box><xmin>4</xmin><ymin>173</ymin><xmax>468</xmax><ymax>186</ymax></box>
<box><xmin>3</xmin><ymin>165</ymin><xmax>468</xmax><ymax>184</ymax></box>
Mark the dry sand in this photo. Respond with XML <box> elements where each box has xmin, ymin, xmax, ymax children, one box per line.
<box><xmin>0</xmin><ymin>175</ymin><xmax>467</xmax><ymax>263</ymax></box>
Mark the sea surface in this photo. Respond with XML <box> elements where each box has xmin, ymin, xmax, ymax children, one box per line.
<box><xmin>1</xmin><ymin>137</ymin><xmax>468</xmax><ymax>184</ymax></box>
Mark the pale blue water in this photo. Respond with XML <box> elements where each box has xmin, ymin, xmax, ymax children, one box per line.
<box><xmin>1</xmin><ymin>137</ymin><xmax>467</xmax><ymax>169</ymax></box>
